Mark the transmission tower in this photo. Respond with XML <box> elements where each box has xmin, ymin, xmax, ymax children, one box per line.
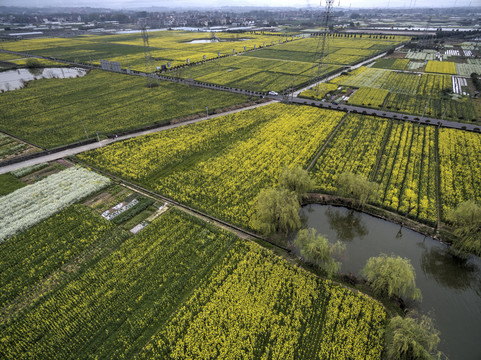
<box><xmin>311</xmin><ymin>0</ymin><xmax>335</xmax><ymax>95</ymax></box>
<box><xmin>141</xmin><ymin>21</ymin><xmax>157</xmax><ymax>87</ymax></box>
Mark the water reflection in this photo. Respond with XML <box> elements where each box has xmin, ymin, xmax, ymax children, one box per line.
<box><xmin>420</xmin><ymin>243</ymin><xmax>481</xmax><ymax>293</ymax></box>
<box><xmin>325</xmin><ymin>207</ymin><xmax>368</xmax><ymax>241</ymax></box>
<box><xmin>27</xmin><ymin>67</ymin><xmax>43</xmax><ymax>77</ymax></box>
<box><xmin>0</xmin><ymin>67</ymin><xmax>87</xmax><ymax>92</ymax></box>
<box><xmin>300</xmin><ymin>204</ymin><xmax>481</xmax><ymax>359</ymax></box>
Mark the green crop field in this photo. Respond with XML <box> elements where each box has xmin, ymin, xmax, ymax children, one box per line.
<box><xmin>326</xmin><ymin>66</ymin><xmax>478</xmax><ymax>122</ymax></box>
<box><xmin>0</xmin><ymin>206</ymin><xmax>386</xmax><ymax>359</ymax></box>
<box><xmin>172</xmin><ymin>35</ymin><xmax>407</xmax><ymax>91</ymax></box>
<box><xmin>438</xmin><ymin>128</ymin><xmax>481</xmax><ymax>219</ymax></box>
<box><xmin>0</xmin><ymin>70</ymin><xmax>249</xmax><ymax>149</ymax></box>
<box><xmin>79</xmin><ymin>103</ymin><xmax>345</xmax><ymax>228</ymax></box>
<box><xmin>0</xmin><ymin>173</ymin><xmax>25</xmax><ymax>196</ymax></box>
<box><xmin>311</xmin><ymin>115</ymin><xmax>438</xmax><ymax>224</ymax></box>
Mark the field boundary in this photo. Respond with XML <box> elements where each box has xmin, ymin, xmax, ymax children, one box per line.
<box><xmin>71</xmin><ymin>158</ymin><xmax>292</xmax><ymax>253</ymax></box>
<box><xmin>306</xmin><ymin>114</ymin><xmax>348</xmax><ymax>171</ymax></box>
<box><xmin>434</xmin><ymin>126</ymin><xmax>442</xmax><ymax>230</ymax></box>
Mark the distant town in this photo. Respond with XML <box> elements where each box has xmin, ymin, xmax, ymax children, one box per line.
<box><xmin>1</xmin><ymin>5</ymin><xmax>480</xmax><ymax>39</ymax></box>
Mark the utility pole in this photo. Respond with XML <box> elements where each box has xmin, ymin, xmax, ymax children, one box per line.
<box><xmin>141</xmin><ymin>20</ymin><xmax>157</xmax><ymax>87</ymax></box>
<box><xmin>80</xmin><ymin>119</ymin><xmax>89</xmax><ymax>139</ymax></box>
<box><xmin>311</xmin><ymin>0</ymin><xmax>335</xmax><ymax>96</ymax></box>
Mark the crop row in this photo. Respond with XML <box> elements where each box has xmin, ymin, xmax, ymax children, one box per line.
<box><xmin>374</xmin><ymin>122</ymin><xmax>437</xmax><ymax>224</ymax></box>
<box><xmin>0</xmin><ymin>204</ymin><xmax>128</xmax><ymax>309</ymax></box>
<box><xmin>312</xmin><ymin>114</ymin><xmax>389</xmax><ymax>192</ymax></box>
<box><xmin>425</xmin><ymin>60</ymin><xmax>456</xmax><ymax>75</ymax></box>
<box><xmin>0</xmin><ymin>166</ymin><xmax>110</xmax><ymax>241</ymax></box>
<box><xmin>438</xmin><ymin>129</ymin><xmax>481</xmax><ymax>218</ymax></box>
<box><xmin>0</xmin><ymin>70</ymin><xmax>249</xmax><ymax>148</ymax></box>
<box><xmin>0</xmin><ymin>209</ymin><xmax>237</xmax><ymax>359</ymax></box>
<box><xmin>332</xmin><ymin>67</ymin><xmax>452</xmax><ymax>96</ymax></box>
<box><xmin>348</xmin><ymin>87</ymin><xmax>389</xmax><ymax>108</ymax></box>
<box><xmin>371</xmin><ymin>58</ymin><xmax>409</xmax><ymax>70</ymax></box>
<box><xmin>0</xmin><ymin>207</ymin><xmax>386</xmax><ymax>359</ymax></box>
<box><xmin>80</xmin><ymin>103</ymin><xmax>344</xmax><ymax>228</ymax></box>
<box><xmin>331</xmin><ymin>67</ymin><xmax>478</xmax><ymax>121</ymax></box>
<box><xmin>138</xmin><ymin>241</ymin><xmax>386</xmax><ymax>360</ymax></box>
<box><xmin>310</xmin><ymin>118</ymin><xmax>438</xmax><ymax>224</ymax></box>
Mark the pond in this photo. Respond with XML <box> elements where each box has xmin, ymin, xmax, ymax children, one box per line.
<box><xmin>0</xmin><ymin>67</ymin><xmax>87</xmax><ymax>92</ymax></box>
<box><xmin>300</xmin><ymin>204</ymin><xmax>481</xmax><ymax>360</ymax></box>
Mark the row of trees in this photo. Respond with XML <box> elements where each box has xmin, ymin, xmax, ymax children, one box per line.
<box><xmin>252</xmin><ymin>168</ymin><xmax>442</xmax><ymax>359</ymax></box>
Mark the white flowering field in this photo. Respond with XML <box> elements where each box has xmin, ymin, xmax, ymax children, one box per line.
<box><xmin>0</xmin><ymin>166</ymin><xmax>110</xmax><ymax>241</ymax></box>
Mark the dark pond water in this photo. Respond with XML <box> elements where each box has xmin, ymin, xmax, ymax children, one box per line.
<box><xmin>300</xmin><ymin>204</ymin><xmax>481</xmax><ymax>360</ymax></box>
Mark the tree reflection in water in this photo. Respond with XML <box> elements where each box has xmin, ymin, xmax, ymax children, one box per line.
<box><xmin>420</xmin><ymin>242</ymin><xmax>481</xmax><ymax>294</ymax></box>
<box><xmin>325</xmin><ymin>207</ymin><xmax>368</xmax><ymax>241</ymax></box>
<box><xmin>27</xmin><ymin>67</ymin><xmax>43</xmax><ymax>77</ymax></box>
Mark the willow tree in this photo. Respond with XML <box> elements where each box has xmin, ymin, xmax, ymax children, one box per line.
<box><xmin>447</xmin><ymin>200</ymin><xmax>481</xmax><ymax>256</ymax></box>
<box><xmin>337</xmin><ymin>172</ymin><xmax>379</xmax><ymax>207</ymax></box>
<box><xmin>386</xmin><ymin>313</ymin><xmax>442</xmax><ymax>360</ymax></box>
<box><xmin>295</xmin><ymin>228</ymin><xmax>345</xmax><ymax>277</ymax></box>
<box><xmin>361</xmin><ymin>254</ymin><xmax>422</xmax><ymax>301</ymax></box>
<box><xmin>251</xmin><ymin>188</ymin><xmax>301</xmax><ymax>235</ymax></box>
<box><xmin>278</xmin><ymin>165</ymin><xmax>315</xmax><ymax>199</ymax></box>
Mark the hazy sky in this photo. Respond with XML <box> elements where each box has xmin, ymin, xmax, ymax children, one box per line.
<box><xmin>1</xmin><ymin>0</ymin><xmax>476</xmax><ymax>8</ymax></box>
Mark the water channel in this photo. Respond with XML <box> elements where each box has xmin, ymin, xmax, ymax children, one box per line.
<box><xmin>187</xmin><ymin>38</ymin><xmax>250</xmax><ymax>43</ymax></box>
<box><xmin>0</xmin><ymin>67</ymin><xmax>87</xmax><ymax>92</ymax></box>
<box><xmin>299</xmin><ymin>204</ymin><xmax>481</xmax><ymax>360</ymax></box>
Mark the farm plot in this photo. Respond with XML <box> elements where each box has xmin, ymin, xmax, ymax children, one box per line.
<box><xmin>0</xmin><ymin>166</ymin><xmax>110</xmax><ymax>241</ymax></box>
<box><xmin>405</xmin><ymin>50</ymin><xmax>437</xmax><ymax>61</ymax></box>
<box><xmin>311</xmin><ymin>114</ymin><xmax>390</xmax><ymax>193</ymax></box>
<box><xmin>0</xmin><ymin>208</ymin><xmax>386</xmax><ymax>360</ymax></box>
<box><xmin>0</xmin><ymin>204</ymin><xmax>128</xmax><ymax>310</ymax></box>
<box><xmin>373</xmin><ymin>122</ymin><xmax>437</xmax><ymax>224</ymax></box>
<box><xmin>138</xmin><ymin>240</ymin><xmax>387</xmax><ymax>360</ymax></box>
<box><xmin>0</xmin><ymin>70</ymin><xmax>249</xmax><ymax>149</ymax></box>
<box><xmin>406</xmin><ymin>61</ymin><xmax>425</xmax><ymax>70</ymax></box>
<box><xmin>0</xmin><ymin>173</ymin><xmax>25</xmax><ymax>196</ymax></box>
<box><xmin>0</xmin><ymin>132</ymin><xmax>40</xmax><ymax>161</ymax></box>
<box><xmin>371</xmin><ymin>58</ymin><xmax>409</xmax><ymax>70</ymax></box>
<box><xmin>455</xmin><ymin>63</ymin><xmax>481</xmax><ymax>77</ymax></box>
<box><xmin>299</xmin><ymin>83</ymin><xmax>339</xmax><ymax>100</ymax></box>
<box><xmin>79</xmin><ymin>103</ymin><xmax>344</xmax><ymax>228</ymax></box>
<box><xmin>438</xmin><ymin>129</ymin><xmax>481</xmax><ymax>219</ymax></box>
<box><xmin>330</xmin><ymin>67</ymin><xmax>478</xmax><ymax>121</ymax></box>
<box><xmin>383</xmin><ymin>92</ymin><xmax>477</xmax><ymax>121</ymax></box>
<box><xmin>425</xmin><ymin>61</ymin><xmax>456</xmax><ymax>75</ymax></box>
<box><xmin>166</xmin><ymin>55</ymin><xmax>320</xmax><ymax>92</ymax></box>
<box><xmin>347</xmin><ymin>87</ymin><xmax>389</xmax><ymax>108</ymax></box>
<box><xmin>331</xmin><ymin>67</ymin><xmax>451</xmax><ymax>95</ymax></box>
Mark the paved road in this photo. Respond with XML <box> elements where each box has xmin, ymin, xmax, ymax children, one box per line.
<box><xmin>0</xmin><ymin>100</ymin><xmax>276</xmax><ymax>174</ymax></box>
<box><xmin>282</xmin><ymin>96</ymin><xmax>481</xmax><ymax>132</ymax></box>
